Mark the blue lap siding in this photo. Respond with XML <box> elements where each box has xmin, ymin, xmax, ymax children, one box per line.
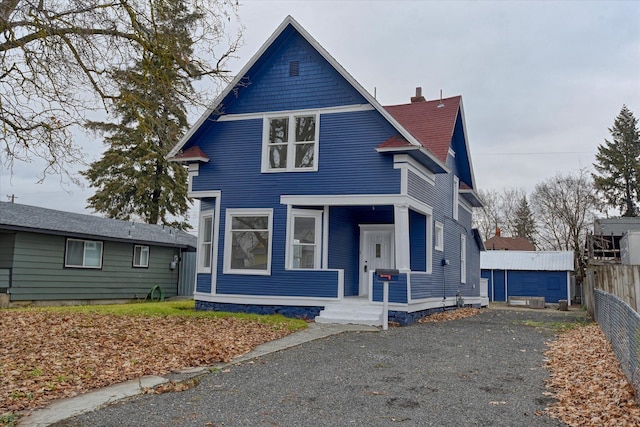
<box><xmin>481</xmin><ymin>269</ymin><xmax>568</xmax><ymax>303</ymax></box>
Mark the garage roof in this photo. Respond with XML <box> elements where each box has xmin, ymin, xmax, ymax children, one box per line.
<box><xmin>480</xmin><ymin>251</ymin><xmax>574</xmax><ymax>271</ymax></box>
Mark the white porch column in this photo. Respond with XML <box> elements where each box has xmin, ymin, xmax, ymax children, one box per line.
<box><xmin>394</xmin><ymin>204</ymin><xmax>410</xmax><ymax>270</ymax></box>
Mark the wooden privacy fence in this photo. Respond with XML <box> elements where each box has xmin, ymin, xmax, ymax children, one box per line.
<box><xmin>585</xmin><ymin>264</ymin><xmax>640</xmax><ymax>316</ymax></box>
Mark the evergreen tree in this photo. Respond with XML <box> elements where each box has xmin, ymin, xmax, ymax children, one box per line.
<box><xmin>82</xmin><ymin>0</ymin><xmax>198</xmax><ymax>229</ymax></box>
<box><xmin>592</xmin><ymin>105</ymin><xmax>640</xmax><ymax>217</ymax></box>
<box><xmin>513</xmin><ymin>195</ymin><xmax>536</xmax><ymax>246</ymax></box>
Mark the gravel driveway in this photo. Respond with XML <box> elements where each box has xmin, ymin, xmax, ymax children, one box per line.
<box><xmin>51</xmin><ymin>307</ymin><xmax>584</xmax><ymax>426</ymax></box>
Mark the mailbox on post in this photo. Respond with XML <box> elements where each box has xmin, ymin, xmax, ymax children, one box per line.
<box><xmin>375</xmin><ymin>269</ymin><xmax>399</xmax><ymax>330</ymax></box>
<box><xmin>375</xmin><ymin>269</ymin><xmax>399</xmax><ymax>282</ymax></box>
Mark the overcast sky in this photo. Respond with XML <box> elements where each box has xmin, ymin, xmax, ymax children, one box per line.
<box><xmin>1</xmin><ymin>0</ymin><xmax>639</xmax><ymax>228</ymax></box>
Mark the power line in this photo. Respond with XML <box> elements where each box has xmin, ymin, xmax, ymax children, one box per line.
<box><xmin>475</xmin><ymin>151</ymin><xmax>595</xmax><ymax>156</ymax></box>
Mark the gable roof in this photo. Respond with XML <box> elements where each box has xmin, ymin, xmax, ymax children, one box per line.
<box><xmin>481</xmin><ymin>251</ymin><xmax>574</xmax><ymax>271</ymax></box>
<box><xmin>382</xmin><ymin>95</ymin><xmax>482</xmax><ymax>207</ymax></box>
<box><xmin>167</xmin><ymin>16</ymin><xmax>448</xmax><ymax>174</ymax></box>
<box><xmin>0</xmin><ymin>202</ymin><xmax>196</xmax><ymax>249</ymax></box>
<box><xmin>484</xmin><ymin>235</ymin><xmax>536</xmax><ymax>251</ymax></box>
<box><xmin>382</xmin><ymin>96</ymin><xmax>462</xmax><ymax>163</ymax></box>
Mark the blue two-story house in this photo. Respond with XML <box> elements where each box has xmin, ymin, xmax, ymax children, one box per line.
<box><xmin>168</xmin><ymin>16</ymin><xmax>484</xmax><ymax>326</ymax></box>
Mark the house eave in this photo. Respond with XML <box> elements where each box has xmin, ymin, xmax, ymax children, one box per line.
<box><xmin>376</xmin><ymin>146</ymin><xmax>449</xmax><ymax>174</ymax></box>
<box><xmin>460</xmin><ymin>189</ymin><xmax>484</xmax><ymax>207</ymax></box>
<box><xmin>0</xmin><ymin>224</ymin><xmax>196</xmax><ymax>250</ymax></box>
<box><xmin>168</xmin><ymin>156</ymin><xmax>210</xmax><ymax>164</ymax></box>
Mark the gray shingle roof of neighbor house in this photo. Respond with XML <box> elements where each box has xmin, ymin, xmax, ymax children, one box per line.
<box><xmin>0</xmin><ymin>201</ymin><xmax>197</xmax><ymax>249</ymax></box>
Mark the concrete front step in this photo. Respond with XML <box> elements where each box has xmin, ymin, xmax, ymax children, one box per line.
<box><xmin>315</xmin><ymin>300</ymin><xmax>384</xmax><ymax>326</ymax></box>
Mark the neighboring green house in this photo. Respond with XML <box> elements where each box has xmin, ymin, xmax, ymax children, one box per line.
<box><xmin>0</xmin><ymin>202</ymin><xmax>196</xmax><ymax>305</ymax></box>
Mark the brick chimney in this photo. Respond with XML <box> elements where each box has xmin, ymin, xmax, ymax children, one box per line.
<box><xmin>411</xmin><ymin>87</ymin><xmax>425</xmax><ymax>103</ymax></box>
<box><xmin>495</xmin><ymin>227</ymin><xmax>501</xmax><ymax>237</ymax></box>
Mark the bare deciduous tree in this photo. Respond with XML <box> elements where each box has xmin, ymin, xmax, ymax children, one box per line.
<box><xmin>530</xmin><ymin>168</ymin><xmax>601</xmax><ymax>276</ymax></box>
<box><xmin>0</xmin><ymin>0</ymin><xmax>241</xmax><ymax>181</ymax></box>
<box><xmin>473</xmin><ymin>189</ymin><xmax>503</xmax><ymax>242</ymax></box>
<box><xmin>473</xmin><ymin>187</ymin><xmax>532</xmax><ymax>243</ymax></box>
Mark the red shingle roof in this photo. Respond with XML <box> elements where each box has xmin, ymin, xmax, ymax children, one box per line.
<box><xmin>484</xmin><ymin>236</ymin><xmax>536</xmax><ymax>251</ymax></box>
<box><xmin>170</xmin><ymin>146</ymin><xmax>209</xmax><ymax>163</ymax></box>
<box><xmin>381</xmin><ymin>96</ymin><xmax>461</xmax><ymax>163</ymax></box>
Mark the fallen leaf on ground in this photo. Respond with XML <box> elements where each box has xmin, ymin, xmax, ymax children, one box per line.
<box><xmin>1</xmin><ymin>311</ymin><xmax>293</xmax><ymax>415</ymax></box>
<box><xmin>417</xmin><ymin>307</ymin><xmax>480</xmax><ymax>323</ymax></box>
<box><xmin>544</xmin><ymin>323</ymin><xmax>640</xmax><ymax>426</ymax></box>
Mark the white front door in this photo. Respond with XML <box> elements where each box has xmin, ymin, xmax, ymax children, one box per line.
<box><xmin>359</xmin><ymin>225</ymin><xmax>395</xmax><ymax>296</ymax></box>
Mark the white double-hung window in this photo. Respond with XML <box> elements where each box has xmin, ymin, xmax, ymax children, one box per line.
<box><xmin>289</xmin><ymin>209</ymin><xmax>322</xmax><ymax>269</ymax></box>
<box><xmin>224</xmin><ymin>209</ymin><xmax>273</xmax><ymax>275</ymax></box>
<box><xmin>198</xmin><ymin>211</ymin><xmax>214</xmax><ymax>273</ymax></box>
<box><xmin>263</xmin><ymin>112</ymin><xmax>318</xmax><ymax>172</ymax></box>
<box><xmin>65</xmin><ymin>239</ymin><xmax>103</xmax><ymax>268</ymax></box>
<box><xmin>434</xmin><ymin>221</ymin><xmax>444</xmax><ymax>252</ymax></box>
<box><xmin>133</xmin><ymin>245</ymin><xmax>149</xmax><ymax>268</ymax></box>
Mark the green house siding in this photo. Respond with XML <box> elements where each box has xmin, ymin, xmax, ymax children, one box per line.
<box><xmin>0</xmin><ymin>232</ymin><xmax>15</xmax><ymax>289</ymax></box>
<box><xmin>8</xmin><ymin>231</ymin><xmax>180</xmax><ymax>301</ymax></box>
<box><xmin>0</xmin><ymin>232</ymin><xmax>15</xmax><ymax>268</ymax></box>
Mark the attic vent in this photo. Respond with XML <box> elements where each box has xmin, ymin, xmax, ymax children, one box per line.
<box><xmin>289</xmin><ymin>60</ymin><xmax>299</xmax><ymax>77</ymax></box>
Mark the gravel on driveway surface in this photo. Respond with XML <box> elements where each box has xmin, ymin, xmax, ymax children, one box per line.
<box><xmin>52</xmin><ymin>308</ymin><xmax>582</xmax><ymax>427</ymax></box>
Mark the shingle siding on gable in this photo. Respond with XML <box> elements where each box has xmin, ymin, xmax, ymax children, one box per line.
<box><xmin>223</xmin><ymin>32</ymin><xmax>367</xmax><ymax>115</ymax></box>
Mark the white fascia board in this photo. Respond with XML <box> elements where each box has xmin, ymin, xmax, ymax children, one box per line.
<box><xmin>217</xmin><ymin>104</ymin><xmax>374</xmax><ymax>122</ymax></box>
<box><xmin>281</xmin><ymin>194</ymin><xmax>408</xmax><ymax>207</ymax></box>
<box><xmin>168</xmin><ymin>156</ymin><xmax>210</xmax><ymax>163</ymax></box>
<box><xmin>281</xmin><ymin>194</ymin><xmax>432</xmax><ymax>217</ymax></box>
<box><xmin>379</xmin><ymin>146</ymin><xmax>450</xmax><ymax>174</ymax></box>
<box><xmin>169</xmin><ymin>15</ymin><xmax>447</xmax><ymax>173</ymax></box>
<box><xmin>394</xmin><ymin>154</ymin><xmax>436</xmax><ymax>186</ymax></box>
<box><xmin>457</xmin><ymin>98</ymin><xmax>479</xmax><ymax>190</ymax></box>
<box><xmin>246</xmin><ymin>16</ymin><xmax>446</xmax><ymax>172</ymax></box>
<box><xmin>188</xmin><ymin>190</ymin><xmax>222</xmax><ymax>199</ymax></box>
<box><xmin>167</xmin><ymin>17</ymin><xmax>299</xmax><ymax>159</ymax></box>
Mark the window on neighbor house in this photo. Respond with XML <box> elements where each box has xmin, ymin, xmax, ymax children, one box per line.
<box><xmin>224</xmin><ymin>209</ymin><xmax>272</xmax><ymax>275</ymax></box>
<box><xmin>460</xmin><ymin>234</ymin><xmax>467</xmax><ymax>284</ymax></box>
<box><xmin>453</xmin><ymin>176</ymin><xmax>460</xmax><ymax>221</ymax></box>
<box><xmin>65</xmin><ymin>239</ymin><xmax>103</xmax><ymax>268</ymax></box>
<box><xmin>263</xmin><ymin>113</ymin><xmax>318</xmax><ymax>172</ymax></box>
<box><xmin>289</xmin><ymin>210</ymin><xmax>322</xmax><ymax>269</ymax></box>
<box><xmin>198</xmin><ymin>212</ymin><xmax>214</xmax><ymax>273</ymax></box>
<box><xmin>133</xmin><ymin>245</ymin><xmax>149</xmax><ymax>268</ymax></box>
<box><xmin>435</xmin><ymin>222</ymin><xmax>444</xmax><ymax>252</ymax></box>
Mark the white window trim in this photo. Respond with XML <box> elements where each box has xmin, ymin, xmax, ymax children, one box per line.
<box><xmin>133</xmin><ymin>245</ymin><xmax>150</xmax><ymax>268</ymax></box>
<box><xmin>286</xmin><ymin>208</ymin><xmax>323</xmax><ymax>270</ymax></box>
<box><xmin>224</xmin><ymin>208</ymin><xmax>273</xmax><ymax>275</ymax></box>
<box><xmin>198</xmin><ymin>210</ymin><xmax>214</xmax><ymax>273</ymax></box>
<box><xmin>261</xmin><ymin>111</ymin><xmax>320</xmax><ymax>173</ymax></box>
<box><xmin>65</xmin><ymin>238</ymin><xmax>103</xmax><ymax>269</ymax></box>
<box><xmin>453</xmin><ymin>176</ymin><xmax>460</xmax><ymax>221</ymax></box>
<box><xmin>434</xmin><ymin>222</ymin><xmax>444</xmax><ymax>252</ymax></box>
<box><xmin>426</xmin><ymin>212</ymin><xmax>433</xmax><ymax>274</ymax></box>
<box><xmin>460</xmin><ymin>234</ymin><xmax>467</xmax><ymax>284</ymax></box>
